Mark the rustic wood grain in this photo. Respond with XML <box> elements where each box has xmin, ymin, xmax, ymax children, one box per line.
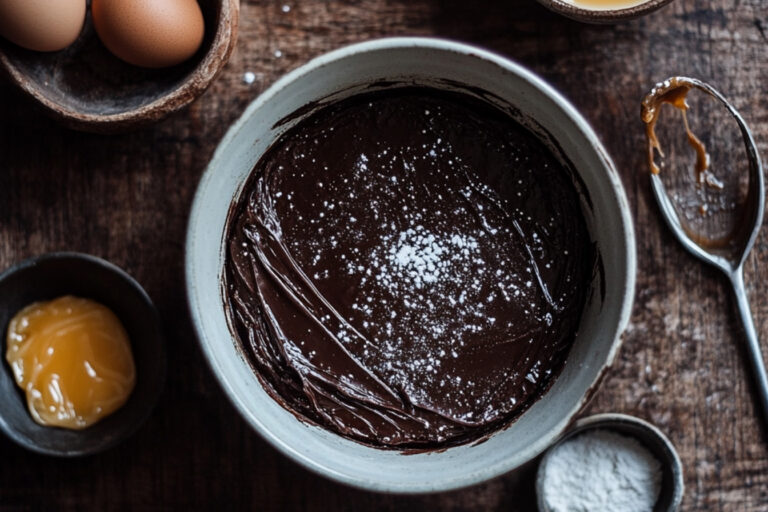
<box><xmin>1</xmin><ymin>0</ymin><xmax>767</xmax><ymax>510</ymax></box>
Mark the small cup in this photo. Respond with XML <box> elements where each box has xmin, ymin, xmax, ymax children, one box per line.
<box><xmin>536</xmin><ymin>0</ymin><xmax>675</xmax><ymax>23</ymax></box>
<box><xmin>536</xmin><ymin>413</ymin><xmax>684</xmax><ymax>512</ymax></box>
<box><xmin>0</xmin><ymin>252</ymin><xmax>165</xmax><ymax>456</ymax></box>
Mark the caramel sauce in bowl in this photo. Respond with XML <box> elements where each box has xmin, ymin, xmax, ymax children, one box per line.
<box><xmin>6</xmin><ymin>296</ymin><xmax>136</xmax><ymax>430</ymax></box>
<box><xmin>0</xmin><ymin>253</ymin><xmax>165</xmax><ymax>456</ymax></box>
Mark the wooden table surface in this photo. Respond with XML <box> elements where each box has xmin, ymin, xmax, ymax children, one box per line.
<box><xmin>1</xmin><ymin>0</ymin><xmax>767</xmax><ymax>510</ymax></box>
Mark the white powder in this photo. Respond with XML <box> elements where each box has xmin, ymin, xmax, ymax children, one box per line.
<box><xmin>540</xmin><ymin>429</ymin><xmax>662</xmax><ymax>512</ymax></box>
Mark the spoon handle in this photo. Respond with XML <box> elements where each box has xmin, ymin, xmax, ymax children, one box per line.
<box><xmin>729</xmin><ymin>268</ymin><xmax>768</xmax><ymax>427</ymax></box>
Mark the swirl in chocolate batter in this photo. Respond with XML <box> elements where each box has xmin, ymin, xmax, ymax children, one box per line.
<box><xmin>225</xmin><ymin>88</ymin><xmax>595</xmax><ymax>449</ymax></box>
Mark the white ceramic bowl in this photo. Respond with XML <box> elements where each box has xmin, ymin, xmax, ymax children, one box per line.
<box><xmin>186</xmin><ymin>37</ymin><xmax>636</xmax><ymax>493</ymax></box>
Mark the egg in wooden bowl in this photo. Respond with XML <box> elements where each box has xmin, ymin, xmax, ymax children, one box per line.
<box><xmin>0</xmin><ymin>0</ymin><xmax>238</xmax><ymax>132</ymax></box>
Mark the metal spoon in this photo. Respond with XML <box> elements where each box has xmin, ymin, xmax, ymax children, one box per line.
<box><xmin>642</xmin><ymin>77</ymin><xmax>768</xmax><ymax>427</ymax></box>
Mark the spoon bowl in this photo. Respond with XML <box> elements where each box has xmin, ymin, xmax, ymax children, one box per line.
<box><xmin>645</xmin><ymin>77</ymin><xmax>764</xmax><ymax>274</ymax></box>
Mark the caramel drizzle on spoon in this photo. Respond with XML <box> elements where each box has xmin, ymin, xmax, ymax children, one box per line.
<box><xmin>642</xmin><ymin>77</ymin><xmax>745</xmax><ymax>249</ymax></box>
<box><xmin>641</xmin><ymin>77</ymin><xmax>722</xmax><ymax>189</ymax></box>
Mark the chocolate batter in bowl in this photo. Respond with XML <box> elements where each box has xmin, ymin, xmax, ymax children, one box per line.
<box><xmin>225</xmin><ymin>88</ymin><xmax>595</xmax><ymax>449</ymax></box>
<box><xmin>186</xmin><ymin>38</ymin><xmax>635</xmax><ymax>492</ymax></box>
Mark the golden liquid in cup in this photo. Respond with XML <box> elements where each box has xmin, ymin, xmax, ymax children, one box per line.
<box><xmin>5</xmin><ymin>296</ymin><xmax>136</xmax><ymax>430</ymax></box>
<box><xmin>567</xmin><ymin>0</ymin><xmax>647</xmax><ymax>9</ymax></box>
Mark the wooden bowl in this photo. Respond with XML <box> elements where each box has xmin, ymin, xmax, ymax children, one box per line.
<box><xmin>536</xmin><ymin>0</ymin><xmax>675</xmax><ymax>23</ymax></box>
<box><xmin>0</xmin><ymin>0</ymin><xmax>238</xmax><ymax>133</ymax></box>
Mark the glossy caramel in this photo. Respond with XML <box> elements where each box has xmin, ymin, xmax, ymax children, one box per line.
<box><xmin>5</xmin><ymin>296</ymin><xmax>136</xmax><ymax>430</ymax></box>
<box><xmin>641</xmin><ymin>77</ymin><xmax>713</xmax><ymax>185</ymax></box>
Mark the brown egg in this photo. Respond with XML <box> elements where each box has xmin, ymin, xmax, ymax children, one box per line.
<box><xmin>92</xmin><ymin>0</ymin><xmax>205</xmax><ymax>69</ymax></box>
<box><xmin>0</xmin><ymin>0</ymin><xmax>86</xmax><ymax>52</ymax></box>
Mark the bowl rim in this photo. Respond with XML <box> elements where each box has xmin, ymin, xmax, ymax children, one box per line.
<box><xmin>0</xmin><ymin>251</ymin><xmax>166</xmax><ymax>457</ymax></box>
<box><xmin>0</xmin><ymin>0</ymin><xmax>239</xmax><ymax>132</ymax></box>
<box><xmin>536</xmin><ymin>0</ymin><xmax>675</xmax><ymax>23</ymax></box>
<box><xmin>535</xmin><ymin>413</ymin><xmax>685</xmax><ymax>511</ymax></box>
<box><xmin>185</xmin><ymin>36</ymin><xmax>637</xmax><ymax>493</ymax></box>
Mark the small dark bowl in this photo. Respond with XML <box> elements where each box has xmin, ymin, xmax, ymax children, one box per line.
<box><xmin>0</xmin><ymin>0</ymin><xmax>238</xmax><ymax>133</ymax></box>
<box><xmin>0</xmin><ymin>253</ymin><xmax>165</xmax><ymax>456</ymax></box>
<box><xmin>536</xmin><ymin>0</ymin><xmax>675</xmax><ymax>23</ymax></box>
<box><xmin>536</xmin><ymin>413</ymin><xmax>684</xmax><ymax>512</ymax></box>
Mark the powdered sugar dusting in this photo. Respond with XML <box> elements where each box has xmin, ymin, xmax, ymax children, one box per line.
<box><xmin>277</xmin><ymin>123</ymin><xmax>562</xmax><ymax>424</ymax></box>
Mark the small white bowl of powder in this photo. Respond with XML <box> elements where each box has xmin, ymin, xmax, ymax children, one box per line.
<box><xmin>536</xmin><ymin>413</ymin><xmax>684</xmax><ymax>512</ymax></box>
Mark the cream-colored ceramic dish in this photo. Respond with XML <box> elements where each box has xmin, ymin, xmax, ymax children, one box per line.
<box><xmin>186</xmin><ymin>37</ymin><xmax>636</xmax><ymax>493</ymax></box>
